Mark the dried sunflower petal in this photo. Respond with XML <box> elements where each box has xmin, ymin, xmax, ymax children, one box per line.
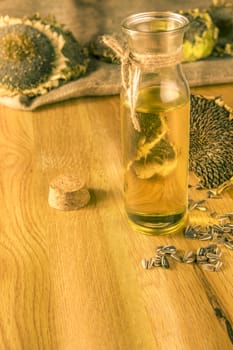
<box><xmin>0</xmin><ymin>14</ymin><xmax>89</xmax><ymax>97</ymax></box>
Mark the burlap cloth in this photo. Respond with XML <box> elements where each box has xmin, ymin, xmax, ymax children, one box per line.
<box><xmin>0</xmin><ymin>0</ymin><xmax>233</xmax><ymax>110</ymax></box>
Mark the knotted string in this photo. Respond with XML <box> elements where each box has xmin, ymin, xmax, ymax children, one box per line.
<box><xmin>102</xmin><ymin>35</ymin><xmax>142</xmax><ymax>131</ymax></box>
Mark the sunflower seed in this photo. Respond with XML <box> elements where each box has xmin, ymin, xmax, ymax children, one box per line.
<box><xmin>196</xmin><ymin>206</ymin><xmax>208</xmax><ymax>211</ymax></box>
<box><xmin>148</xmin><ymin>258</ymin><xmax>155</xmax><ymax>269</ymax></box>
<box><xmin>188</xmin><ymin>200</ymin><xmax>198</xmax><ymax>211</ymax></box>
<box><xmin>194</xmin><ymin>225</ymin><xmax>202</xmax><ymax>232</ymax></box>
<box><xmin>214</xmin><ymin>261</ymin><xmax>223</xmax><ymax>272</ymax></box>
<box><xmin>154</xmin><ymin>254</ymin><xmax>163</xmax><ymax>262</ymax></box>
<box><xmin>211</xmin><ymin>195</ymin><xmax>222</xmax><ymax>199</ymax></box>
<box><xmin>199</xmin><ymin>233</ymin><xmax>213</xmax><ymax>241</ymax></box>
<box><xmin>201</xmin><ymin>263</ymin><xmax>217</xmax><ymax>272</ymax></box>
<box><xmin>222</xmin><ymin>226</ymin><xmax>232</xmax><ymax>233</ymax></box>
<box><xmin>224</xmin><ymin>241</ymin><xmax>233</xmax><ymax>250</ymax></box>
<box><xmin>162</xmin><ymin>245</ymin><xmax>177</xmax><ymax>255</ymax></box>
<box><xmin>197</xmin><ymin>200</ymin><xmax>206</xmax><ymax>205</ymax></box>
<box><xmin>206</xmin><ymin>252</ymin><xmax>221</xmax><ymax>261</ymax></box>
<box><xmin>218</xmin><ymin>217</ymin><xmax>229</xmax><ymax>225</ymax></box>
<box><xmin>156</xmin><ymin>246</ymin><xmax>166</xmax><ymax>254</ymax></box>
<box><xmin>155</xmin><ymin>250</ymin><xmax>166</xmax><ymax>257</ymax></box>
<box><xmin>188</xmin><ymin>199</ymin><xmax>208</xmax><ymax>211</ymax></box>
<box><xmin>151</xmin><ymin>257</ymin><xmax>162</xmax><ymax>268</ymax></box>
<box><xmin>197</xmin><ymin>247</ymin><xmax>207</xmax><ymax>256</ymax></box>
<box><xmin>183</xmin><ymin>251</ymin><xmax>196</xmax><ymax>263</ymax></box>
<box><xmin>161</xmin><ymin>255</ymin><xmax>170</xmax><ymax>269</ymax></box>
<box><xmin>156</xmin><ymin>245</ymin><xmax>164</xmax><ymax>251</ymax></box>
<box><xmin>215</xmin><ymin>247</ymin><xmax>222</xmax><ymax>257</ymax></box>
<box><xmin>141</xmin><ymin>259</ymin><xmax>149</xmax><ymax>269</ymax></box>
<box><xmin>196</xmin><ymin>255</ymin><xmax>208</xmax><ymax>264</ymax></box>
<box><xmin>202</xmin><ymin>260</ymin><xmax>223</xmax><ymax>272</ymax></box>
<box><xmin>208</xmin><ymin>259</ymin><xmax>217</xmax><ymax>264</ymax></box>
<box><xmin>206</xmin><ymin>225</ymin><xmax>213</xmax><ymax>234</ymax></box>
<box><xmin>217</xmin><ymin>236</ymin><xmax>227</xmax><ymax>244</ymax></box>
<box><xmin>213</xmin><ymin>224</ymin><xmax>224</xmax><ymax>233</ymax></box>
<box><xmin>153</xmin><ymin>260</ymin><xmax>162</xmax><ymax>267</ymax></box>
<box><xmin>184</xmin><ymin>226</ymin><xmax>198</xmax><ymax>239</ymax></box>
<box><xmin>206</xmin><ymin>191</ymin><xmax>222</xmax><ymax>199</ymax></box>
<box><xmin>206</xmin><ymin>244</ymin><xmax>218</xmax><ymax>252</ymax></box>
<box><xmin>225</xmin><ymin>212</ymin><xmax>233</xmax><ymax>217</ymax></box>
<box><xmin>170</xmin><ymin>254</ymin><xmax>183</xmax><ymax>262</ymax></box>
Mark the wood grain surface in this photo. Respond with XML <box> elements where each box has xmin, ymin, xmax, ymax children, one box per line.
<box><xmin>0</xmin><ymin>84</ymin><xmax>232</xmax><ymax>350</ymax></box>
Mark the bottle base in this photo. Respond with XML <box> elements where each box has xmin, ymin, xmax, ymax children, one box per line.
<box><xmin>127</xmin><ymin>211</ymin><xmax>187</xmax><ymax>235</ymax></box>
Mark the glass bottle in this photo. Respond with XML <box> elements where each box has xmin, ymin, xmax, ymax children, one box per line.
<box><xmin>121</xmin><ymin>12</ymin><xmax>190</xmax><ymax>235</ymax></box>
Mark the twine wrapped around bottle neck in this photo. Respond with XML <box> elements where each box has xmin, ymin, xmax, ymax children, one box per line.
<box><xmin>102</xmin><ymin>35</ymin><xmax>182</xmax><ymax>131</ymax></box>
<box><xmin>130</xmin><ymin>50</ymin><xmax>183</xmax><ymax>67</ymax></box>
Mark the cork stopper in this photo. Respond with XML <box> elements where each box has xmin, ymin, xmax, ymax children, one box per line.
<box><xmin>48</xmin><ymin>174</ymin><xmax>90</xmax><ymax>210</ymax></box>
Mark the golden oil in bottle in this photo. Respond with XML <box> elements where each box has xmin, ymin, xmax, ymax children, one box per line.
<box><xmin>121</xmin><ymin>86</ymin><xmax>190</xmax><ymax>234</ymax></box>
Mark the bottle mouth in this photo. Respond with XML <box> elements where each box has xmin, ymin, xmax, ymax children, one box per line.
<box><xmin>121</xmin><ymin>11</ymin><xmax>189</xmax><ymax>35</ymax></box>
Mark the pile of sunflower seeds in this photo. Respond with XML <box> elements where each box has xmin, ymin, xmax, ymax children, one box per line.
<box><xmin>141</xmin><ymin>244</ymin><xmax>223</xmax><ymax>272</ymax></box>
<box><xmin>184</xmin><ymin>213</ymin><xmax>233</xmax><ymax>250</ymax></box>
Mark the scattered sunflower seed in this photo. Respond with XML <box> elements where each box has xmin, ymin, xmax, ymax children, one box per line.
<box><xmin>141</xmin><ymin>244</ymin><xmax>224</xmax><ymax>272</ymax></box>
<box><xmin>188</xmin><ymin>198</ymin><xmax>208</xmax><ymax>211</ymax></box>
<box><xmin>161</xmin><ymin>245</ymin><xmax>177</xmax><ymax>255</ymax></box>
<box><xmin>184</xmin><ymin>225</ymin><xmax>198</xmax><ymax>239</ymax></box>
<box><xmin>148</xmin><ymin>258</ymin><xmax>155</xmax><ymax>269</ymax></box>
<box><xmin>206</xmin><ymin>244</ymin><xmax>218</xmax><ymax>252</ymax></box>
<box><xmin>201</xmin><ymin>263</ymin><xmax>218</xmax><ymax>272</ymax></box>
<box><xmin>197</xmin><ymin>247</ymin><xmax>206</xmax><ymax>256</ymax></box>
<box><xmin>206</xmin><ymin>252</ymin><xmax>221</xmax><ymax>260</ymax></box>
<box><xmin>161</xmin><ymin>255</ymin><xmax>170</xmax><ymax>269</ymax></box>
<box><xmin>197</xmin><ymin>206</ymin><xmax>208</xmax><ymax>211</ymax></box>
<box><xmin>141</xmin><ymin>258</ymin><xmax>149</xmax><ymax>270</ymax></box>
<box><xmin>183</xmin><ymin>218</ymin><xmax>233</xmax><ymax>250</ymax></box>
<box><xmin>201</xmin><ymin>261</ymin><xmax>223</xmax><ymax>272</ymax></box>
<box><xmin>217</xmin><ymin>217</ymin><xmax>229</xmax><ymax>225</ymax></box>
<box><xmin>183</xmin><ymin>250</ymin><xmax>196</xmax><ymax>264</ymax></box>
<box><xmin>199</xmin><ymin>233</ymin><xmax>213</xmax><ymax>241</ymax></box>
<box><xmin>196</xmin><ymin>255</ymin><xmax>208</xmax><ymax>264</ymax></box>
<box><xmin>214</xmin><ymin>261</ymin><xmax>223</xmax><ymax>272</ymax></box>
<box><xmin>206</xmin><ymin>191</ymin><xmax>222</xmax><ymax>199</ymax></box>
<box><xmin>224</xmin><ymin>241</ymin><xmax>233</xmax><ymax>250</ymax></box>
<box><xmin>170</xmin><ymin>253</ymin><xmax>183</xmax><ymax>263</ymax></box>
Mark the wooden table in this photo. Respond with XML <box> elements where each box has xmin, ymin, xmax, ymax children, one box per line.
<box><xmin>0</xmin><ymin>83</ymin><xmax>232</xmax><ymax>350</ymax></box>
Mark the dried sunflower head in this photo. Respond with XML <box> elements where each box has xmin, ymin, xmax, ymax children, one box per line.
<box><xmin>179</xmin><ymin>9</ymin><xmax>219</xmax><ymax>62</ymax></box>
<box><xmin>190</xmin><ymin>94</ymin><xmax>233</xmax><ymax>189</ymax></box>
<box><xmin>208</xmin><ymin>2</ymin><xmax>233</xmax><ymax>56</ymax></box>
<box><xmin>89</xmin><ymin>34</ymin><xmax>123</xmax><ymax>64</ymax></box>
<box><xmin>132</xmin><ymin>139</ymin><xmax>177</xmax><ymax>179</ymax></box>
<box><xmin>0</xmin><ymin>14</ymin><xmax>89</xmax><ymax>97</ymax></box>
